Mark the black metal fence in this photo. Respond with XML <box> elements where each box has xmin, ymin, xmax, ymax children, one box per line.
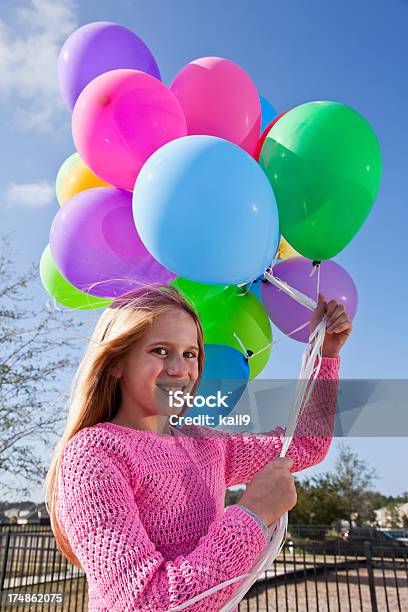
<box><xmin>1</xmin><ymin>525</ymin><xmax>86</xmax><ymax>611</ymax></box>
<box><xmin>242</xmin><ymin>540</ymin><xmax>408</xmax><ymax>612</ymax></box>
<box><xmin>1</xmin><ymin>525</ymin><xmax>407</xmax><ymax>611</ymax></box>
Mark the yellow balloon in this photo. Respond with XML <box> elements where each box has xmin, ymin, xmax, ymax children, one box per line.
<box><xmin>56</xmin><ymin>152</ymin><xmax>111</xmax><ymax>206</ymax></box>
<box><xmin>277</xmin><ymin>236</ymin><xmax>301</xmax><ymax>260</ymax></box>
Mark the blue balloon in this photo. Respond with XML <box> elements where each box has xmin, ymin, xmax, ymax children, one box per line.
<box><xmin>260</xmin><ymin>96</ymin><xmax>277</xmax><ymax>132</ymax></box>
<box><xmin>133</xmin><ymin>135</ymin><xmax>279</xmax><ymax>285</ymax></box>
<box><xmin>182</xmin><ymin>344</ymin><xmax>250</xmax><ymax>427</ymax></box>
<box><xmin>245</xmin><ymin>259</ymin><xmax>282</xmax><ymax>301</ymax></box>
<box><xmin>249</xmin><ymin>278</ymin><xmax>262</xmax><ymax>301</ymax></box>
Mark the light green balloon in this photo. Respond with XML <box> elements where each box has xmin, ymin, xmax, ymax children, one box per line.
<box><xmin>260</xmin><ymin>101</ymin><xmax>382</xmax><ymax>260</ymax></box>
<box><xmin>170</xmin><ymin>277</ymin><xmax>235</xmax><ymax>310</ymax></box>
<box><xmin>40</xmin><ymin>245</ymin><xmax>112</xmax><ymax>311</ymax></box>
<box><xmin>171</xmin><ymin>277</ymin><xmax>272</xmax><ymax>379</ymax></box>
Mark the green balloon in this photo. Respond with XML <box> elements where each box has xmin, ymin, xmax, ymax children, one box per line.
<box><xmin>260</xmin><ymin>101</ymin><xmax>382</xmax><ymax>260</ymax></box>
<box><xmin>40</xmin><ymin>245</ymin><xmax>112</xmax><ymax>310</ymax></box>
<box><xmin>171</xmin><ymin>278</ymin><xmax>272</xmax><ymax>379</ymax></box>
<box><xmin>170</xmin><ymin>277</ymin><xmax>235</xmax><ymax>310</ymax></box>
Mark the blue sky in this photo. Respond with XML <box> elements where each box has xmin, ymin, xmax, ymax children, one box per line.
<box><xmin>0</xmin><ymin>0</ymin><xmax>407</xmax><ymax>500</ymax></box>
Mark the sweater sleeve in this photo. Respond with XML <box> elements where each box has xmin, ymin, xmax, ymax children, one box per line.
<box><xmin>57</xmin><ymin>437</ymin><xmax>269</xmax><ymax>612</ymax></box>
<box><xmin>222</xmin><ymin>356</ymin><xmax>340</xmax><ymax>487</ymax></box>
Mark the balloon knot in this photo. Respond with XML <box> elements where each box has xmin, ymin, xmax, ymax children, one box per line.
<box><xmin>100</xmin><ymin>95</ymin><xmax>111</xmax><ymax>106</ymax></box>
<box><xmin>246</xmin><ymin>350</ymin><xmax>254</xmax><ymax>360</ymax></box>
<box><xmin>312</xmin><ymin>260</ymin><xmax>321</xmax><ymax>267</ymax></box>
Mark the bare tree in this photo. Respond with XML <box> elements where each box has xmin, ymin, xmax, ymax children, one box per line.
<box><xmin>0</xmin><ymin>234</ymin><xmax>86</xmax><ymax>498</ymax></box>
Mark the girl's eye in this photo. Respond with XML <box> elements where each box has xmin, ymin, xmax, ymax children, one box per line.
<box><xmin>152</xmin><ymin>347</ymin><xmax>168</xmax><ymax>356</ymax></box>
<box><xmin>151</xmin><ymin>347</ymin><xmax>197</xmax><ymax>358</ymax></box>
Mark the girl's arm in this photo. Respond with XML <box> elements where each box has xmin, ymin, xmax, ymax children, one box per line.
<box><xmin>220</xmin><ymin>356</ymin><xmax>340</xmax><ymax>488</ymax></box>
<box><xmin>58</xmin><ymin>439</ymin><xmax>269</xmax><ymax>612</ymax></box>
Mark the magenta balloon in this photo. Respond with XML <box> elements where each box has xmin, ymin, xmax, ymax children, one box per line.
<box><xmin>72</xmin><ymin>69</ymin><xmax>187</xmax><ymax>190</ymax></box>
<box><xmin>58</xmin><ymin>22</ymin><xmax>161</xmax><ymax>110</ymax></box>
<box><xmin>170</xmin><ymin>57</ymin><xmax>261</xmax><ymax>156</ymax></box>
<box><xmin>260</xmin><ymin>257</ymin><xmax>358</xmax><ymax>343</ymax></box>
<box><xmin>49</xmin><ymin>188</ymin><xmax>176</xmax><ymax>298</ymax></box>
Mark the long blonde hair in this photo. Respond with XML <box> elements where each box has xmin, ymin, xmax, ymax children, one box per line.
<box><xmin>44</xmin><ymin>284</ymin><xmax>205</xmax><ymax>567</ymax></box>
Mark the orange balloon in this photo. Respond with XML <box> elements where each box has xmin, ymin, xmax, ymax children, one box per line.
<box><xmin>277</xmin><ymin>236</ymin><xmax>301</xmax><ymax>260</ymax></box>
<box><xmin>56</xmin><ymin>152</ymin><xmax>110</xmax><ymax>206</ymax></box>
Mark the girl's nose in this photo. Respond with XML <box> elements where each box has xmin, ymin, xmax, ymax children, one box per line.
<box><xmin>166</xmin><ymin>353</ymin><xmax>188</xmax><ymax>376</ymax></box>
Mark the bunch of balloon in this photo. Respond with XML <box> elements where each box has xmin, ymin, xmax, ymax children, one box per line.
<box><xmin>40</xmin><ymin>21</ymin><xmax>283</xmax><ymax>422</ymax></box>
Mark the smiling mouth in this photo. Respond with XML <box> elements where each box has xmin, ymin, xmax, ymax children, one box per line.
<box><xmin>156</xmin><ymin>384</ymin><xmax>189</xmax><ymax>395</ymax></box>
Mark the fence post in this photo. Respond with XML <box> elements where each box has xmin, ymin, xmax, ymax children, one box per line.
<box><xmin>364</xmin><ymin>540</ymin><xmax>378</xmax><ymax>612</ymax></box>
<box><xmin>0</xmin><ymin>529</ymin><xmax>11</xmax><ymax>592</ymax></box>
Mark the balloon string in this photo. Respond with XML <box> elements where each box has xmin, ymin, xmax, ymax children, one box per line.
<box><xmin>237</xmin><ymin>253</ymin><xmax>280</xmax><ymax>297</ymax></box>
<box><xmin>235</xmin><ymin>265</ymin><xmax>321</xmax><ymax>361</ymax></box>
<box><xmin>268</xmin><ymin>254</ymin><xmax>280</xmax><ymax>274</ymax></box>
<box><xmin>279</xmin><ymin>315</ymin><xmax>326</xmax><ymax>457</ymax></box>
<box><xmin>45</xmin><ymin>297</ymin><xmax>110</xmax><ymax>313</ymax></box>
<box><xmin>232</xmin><ymin>331</ymin><xmax>250</xmax><ymax>357</ymax></box>
<box><xmin>217</xmin><ymin>315</ymin><xmax>327</xmax><ymax>612</ymax></box>
<box><xmin>231</xmin><ymin>320</ymin><xmax>310</xmax><ymax>365</ymax></box>
<box><xmin>236</xmin><ymin>280</ymin><xmax>255</xmax><ymax>297</ymax></box>
<box><xmin>244</xmin><ymin>320</ymin><xmax>310</xmax><ymax>361</ymax></box>
<box><xmin>167</xmin><ymin>513</ymin><xmax>287</xmax><ymax>612</ymax></box>
<box><xmin>263</xmin><ymin>271</ymin><xmax>317</xmax><ymax>311</ymax></box>
<box><xmin>42</xmin><ymin>277</ymin><xmax>165</xmax><ymax>315</ymax></box>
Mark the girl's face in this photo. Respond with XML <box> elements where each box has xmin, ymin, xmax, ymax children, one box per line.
<box><xmin>114</xmin><ymin>308</ymin><xmax>200</xmax><ymax>418</ymax></box>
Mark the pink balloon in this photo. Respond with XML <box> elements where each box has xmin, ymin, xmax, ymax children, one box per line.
<box><xmin>72</xmin><ymin>69</ymin><xmax>187</xmax><ymax>190</ymax></box>
<box><xmin>170</xmin><ymin>57</ymin><xmax>261</xmax><ymax>156</ymax></box>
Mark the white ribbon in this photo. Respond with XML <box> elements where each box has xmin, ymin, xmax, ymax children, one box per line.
<box><xmin>263</xmin><ymin>271</ymin><xmax>317</xmax><ymax>311</ymax></box>
<box><xmin>168</xmin><ymin>269</ymin><xmax>327</xmax><ymax>611</ymax></box>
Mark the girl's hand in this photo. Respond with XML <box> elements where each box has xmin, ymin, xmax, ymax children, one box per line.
<box><xmin>239</xmin><ymin>457</ymin><xmax>297</xmax><ymax>527</ymax></box>
<box><xmin>310</xmin><ymin>293</ymin><xmax>353</xmax><ymax>358</ymax></box>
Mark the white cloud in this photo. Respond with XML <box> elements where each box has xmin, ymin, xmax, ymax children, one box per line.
<box><xmin>5</xmin><ymin>181</ymin><xmax>55</xmax><ymax>208</ymax></box>
<box><xmin>0</xmin><ymin>0</ymin><xmax>79</xmax><ymax>131</ymax></box>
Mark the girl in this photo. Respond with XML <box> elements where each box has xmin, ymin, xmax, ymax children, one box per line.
<box><xmin>45</xmin><ymin>284</ymin><xmax>351</xmax><ymax>611</ymax></box>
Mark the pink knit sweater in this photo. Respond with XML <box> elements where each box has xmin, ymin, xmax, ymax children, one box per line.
<box><xmin>57</xmin><ymin>356</ymin><xmax>340</xmax><ymax>611</ymax></box>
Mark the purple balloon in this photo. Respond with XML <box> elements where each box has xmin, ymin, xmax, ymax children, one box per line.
<box><xmin>58</xmin><ymin>22</ymin><xmax>161</xmax><ymax>110</ymax></box>
<box><xmin>49</xmin><ymin>188</ymin><xmax>176</xmax><ymax>298</ymax></box>
<box><xmin>260</xmin><ymin>257</ymin><xmax>358</xmax><ymax>343</ymax></box>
